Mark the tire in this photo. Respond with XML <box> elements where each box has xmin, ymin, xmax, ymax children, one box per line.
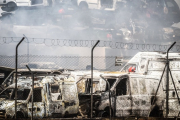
<box><xmin>98</xmin><ymin>111</ymin><xmax>108</xmax><ymax>117</ymax></box>
<box><xmin>79</xmin><ymin>2</ymin><xmax>88</xmax><ymax>10</ymax></box>
<box><xmin>16</xmin><ymin>111</ymin><xmax>25</xmax><ymax>118</ymax></box>
<box><xmin>98</xmin><ymin>107</ymin><xmax>113</xmax><ymax>117</ymax></box>
<box><xmin>1</xmin><ymin>2</ymin><xmax>17</xmax><ymax>12</ymax></box>
<box><xmin>64</xmin><ymin>111</ymin><xmax>69</xmax><ymax>118</ymax></box>
<box><xmin>149</xmin><ymin>106</ymin><xmax>161</xmax><ymax>117</ymax></box>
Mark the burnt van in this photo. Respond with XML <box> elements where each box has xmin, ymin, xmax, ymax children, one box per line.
<box><xmin>0</xmin><ymin>69</ymin><xmax>79</xmax><ymax>118</ymax></box>
<box><xmin>120</xmin><ymin>52</ymin><xmax>180</xmax><ymax>117</ymax></box>
<box><xmin>98</xmin><ymin>73</ymin><xmax>164</xmax><ymax>117</ymax></box>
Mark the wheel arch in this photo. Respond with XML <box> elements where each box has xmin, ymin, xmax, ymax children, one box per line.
<box><xmin>6</xmin><ymin>1</ymin><xmax>17</xmax><ymax>7</ymax></box>
<box><xmin>79</xmin><ymin>1</ymin><xmax>88</xmax><ymax>9</ymax></box>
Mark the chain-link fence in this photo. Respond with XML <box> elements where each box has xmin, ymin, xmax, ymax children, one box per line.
<box><xmin>1</xmin><ymin>38</ymin><xmax>180</xmax><ymax>119</ymax></box>
<box><xmin>0</xmin><ymin>37</ymin><xmax>180</xmax><ymax>52</ymax></box>
<box><xmin>0</xmin><ymin>55</ymin><xmax>132</xmax><ymax>71</ymax></box>
<box><xmin>1</xmin><ymin>54</ymin><xmax>180</xmax><ymax>119</ymax></box>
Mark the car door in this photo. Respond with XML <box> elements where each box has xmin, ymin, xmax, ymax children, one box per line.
<box><xmin>62</xmin><ymin>82</ymin><xmax>79</xmax><ymax>114</ymax></box>
<box><xmin>115</xmin><ymin>76</ymin><xmax>132</xmax><ymax>117</ymax></box>
<box><xmin>48</xmin><ymin>84</ymin><xmax>64</xmax><ymax>117</ymax></box>
<box><xmin>130</xmin><ymin>77</ymin><xmax>151</xmax><ymax>117</ymax></box>
<box><xmin>28</xmin><ymin>88</ymin><xmax>45</xmax><ymax>118</ymax></box>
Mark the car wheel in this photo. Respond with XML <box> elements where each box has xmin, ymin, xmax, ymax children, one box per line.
<box><xmin>1</xmin><ymin>2</ymin><xmax>17</xmax><ymax>12</ymax></box>
<box><xmin>79</xmin><ymin>2</ymin><xmax>88</xmax><ymax>10</ymax></box>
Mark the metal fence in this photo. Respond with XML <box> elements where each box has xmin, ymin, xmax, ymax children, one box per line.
<box><xmin>0</xmin><ymin>55</ymin><xmax>132</xmax><ymax>71</ymax></box>
<box><xmin>0</xmin><ymin>37</ymin><xmax>180</xmax><ymax>52</ymax></box>
<box><xmin>1</xmin><ymin>54</ymin><xmax>180</xmax><ymax>119</ymax></box>
<box><xmin>1</xmin><ymin>38</ymin><xmax>180</xmax><ymax>119</ymax></box>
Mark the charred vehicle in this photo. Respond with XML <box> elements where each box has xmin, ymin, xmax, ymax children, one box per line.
<box><xmin>120</xmin><ymin>52</ymin><xmax>180</xmax><ymax>117</ymax></box>
<box><xmin>0</xmin><ymin>69</ymin><xmax>79</xmax><ymax>119</ymax></box>
<box><xmin>27</xmin><ymin>75</ymin><xmax>79</xmax><ymax>118</ymax></box>
<box><xmin>1</xmin><ymin>62</ymin><xmax>60</xmax><ymax>90</ymax></box>
<box><xmin>71</xmin><ymin>71</ymin><xmax>104</xmax><ymax>117</ymax></box>
<box><xmin>98</xmin><ymin>73</ymin><xmax>164</xmax><ymax>117</ymax></box>
<box><xmin>73</xmin><ymin>70</ymin><xmax>164</xmax><ymax>117</ymax></box>
<box><xmin>77</xmin><ymin>52</ymin><xmax>180</xmax><ymax>118</ymax></box>
<box><xmin>0</xmin><ymin>80</ymin><xmax>31</xmax><ymax>118</ymax></box>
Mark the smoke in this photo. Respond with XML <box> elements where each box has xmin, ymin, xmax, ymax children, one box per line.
<box><xmin>0</xmin><ymin>0</ymin><xmax>180</xmax><ymax>57</ymax></box>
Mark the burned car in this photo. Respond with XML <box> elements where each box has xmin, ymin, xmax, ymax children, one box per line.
<box><xmin>0</xmin><ymin>69</ymin><xmax>79</xmax><ymax>119</ymax></box>
<box><xmin>27</xmin><ymin>75</ymin><xmax>79</xmax><ymax>118</ymax></box>
<box><xmin>0</xmin><ymin>79</ymin><xmax>32</xmax><ymax>118</ymax></box>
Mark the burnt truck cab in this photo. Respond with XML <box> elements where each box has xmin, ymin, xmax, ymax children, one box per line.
<box><xmin>120</xmin><ymin>52</ymin><xmax>180</xmax><ymax>117</ymax></box>
<box><xmin>98</xmin><ymin>73</ymin><xmax>164</xmax><ymax>117</ymax></box>
<box><xmin>27</xmin><ymin>75</ymin><xmax>79</xmax><ymax>118</ymax></box>
<box><xmin>72</xmin><ymin>71</ymin><xmax>103</xmax><ymax>117</ymax></box>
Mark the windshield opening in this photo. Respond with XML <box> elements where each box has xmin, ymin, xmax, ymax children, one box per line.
<box><xmin>50</xmin><ymin>85</ymin><xmax>62</xmax><ymax>101</ymax></box>
<box><xmin>105</xmin><ymin>79</ymin><xmax>116</xmax><ymax>91</ymax></box>
<box><xmin>30</xmin><ymin>88</ymin><xmax>42</xmax><ymax>102</ymax></box>
<box><xmin>0</xmin><ymin>88</ymin><xmax>30</xmax><ymax>100</ymax></box>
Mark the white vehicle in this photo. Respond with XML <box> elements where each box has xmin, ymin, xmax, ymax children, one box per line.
<box><xmin>98</xmin><ymin>73</ymin><xmax>164</xmax><ymax>117</ymax></box>
<box><xmin>77</xmin><ymin>0</ymin><xmax>116</xmax><ymax>11</ymax></box>
<box><xmin>89</xmin><ymin>52</ymin><xmax>180</xmax><ymax>118</ymax></box>
<box><xmin>0</xmin><ymin>0</ymin><xmax>53</xmax><ymax>12</ymax></box>
<box><xmin>119</xmin><ymin>52</ymin><xmax>180</xmax><ymax>117</ymax></box>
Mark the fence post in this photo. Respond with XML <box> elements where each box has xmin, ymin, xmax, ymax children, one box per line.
<box><xmin>15</xmin><ymin>37</ymin><xmax>25</xmax><ymax>119</ymax></box>
<box><xmin>26</xmin><ymin>65</ymin><xmax>34</xmax><ymax>120</ymax></box>
<box><xmin>91</xmin><ymin>40</ymin><xmax>100</xmax><ymax>119</ymax></box>
<box><xmin>166</xmin><ymin>42</ymin><xmax>176</xmax><ymax>118</ymax></box>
